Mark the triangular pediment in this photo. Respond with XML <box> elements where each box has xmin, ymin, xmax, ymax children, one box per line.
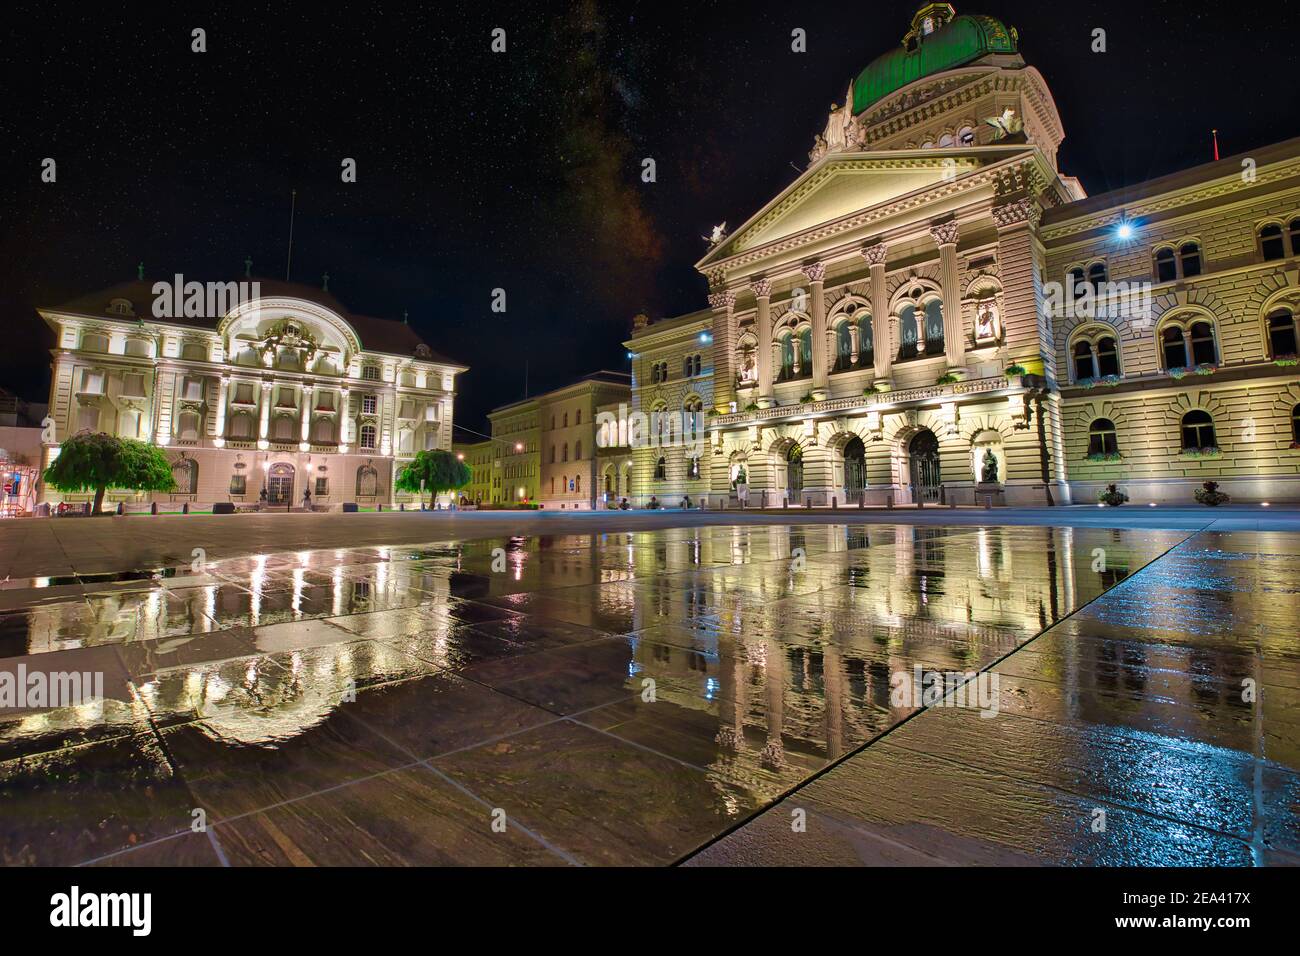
<box><xmin>698</xmin><ymin>148</ymin><xmax>1032</xmax><ymax>269</ymax></box>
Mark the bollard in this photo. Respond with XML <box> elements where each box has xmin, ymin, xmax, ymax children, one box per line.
<box><xmin>378</xmin><ymin>504</ymin><xmax>383</xmax><ymax>512</ymax></box>
<box><xmin>400</xmin><ymin>503</ymin><xmax>405</xmax><ymax>511</ymax></box>
<box><xmin>831</xmin><ymin>496</ymin><xmax>837</xmax><ymax>509</ymax></box>
<box><xmin>782</xmin><ymin>497</ymin><xmax>788</xmax><ymax>509</ymax></box>
<box><xmin>117</xmin><ymin>502</ymin><xmax>124</xmax><ymax>516</ymax></box>
<box><xmin>984</xmin><ymin>495</ymin><xmax>992</xmax><ymax>510</ymax></box>
<box><xmin>151</xmin><ymin>501</ymin><xmax>158</xmax><ymax>516</ymax></box>
<box><xmin>182</xmin><ymin>502</ymin><xmax>189</xmax><ymax>514</ymax></box>
<box><xmin>886</xmin><ymin>494</ymin><xmax>893</xmax><ymax>510</ymax></box>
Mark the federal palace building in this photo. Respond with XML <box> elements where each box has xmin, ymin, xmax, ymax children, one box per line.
<box><xmin>623</xmin><ymin>3</ymin><xmax>1300</xmax><ymax>508</ymax></box>
<box><xmin>37</xmin><ymin>275</ymin><xmax>465</xmax><ymax>510</ymax></box>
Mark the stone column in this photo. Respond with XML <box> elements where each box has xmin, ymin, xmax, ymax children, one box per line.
<box><xmin>803</xmin><ymin>262</ymin><xmax>828</xmax><ymax>399</ymax></box>
<box><xmin>258</xmin><ymin>381</ymin><xmax>272</xmax><ymax>442</ymax></box>
<box><xmin>340</xmin><ymin>386</ymin><xmax>352</xmax><ymax>451</ymax></box>
<box><xmin>300</xmin><ymin>383</ymin><xmax>313</xmax><ymax>444</ymax></box>
<box><xmin>993</xmin><ymin>198</ymin><xmax>1046</xmax><ymax>373</ymax></box>
<box><xmin>864</xmin><ymin>243</ymin><xmax>891</xmax><ymax>383</ymax></box>
<box><xmin>751</xmin><ymin>278</ymin><xmax>774</xmax><ymax>407</ymax></box>
<box><xmin>931</xmin><ymin>220</ymin><xmax>965</xmax><ymax>371</ymax></box>
<box><xmin>708</xmin><ymin>290</ymin><xmax>737</xmax><ymax>413</ymax></box>
<box><xmin>213</xmin><ymin>375</ymin><xmax>229</xmax><ymax>445</ymax></box>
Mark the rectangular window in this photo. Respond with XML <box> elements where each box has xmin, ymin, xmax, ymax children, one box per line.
<box><xmin>276</xmin><ymin>388</ymin><xmax>296</xmax><ymax>407</ymax></box>
<box><xmin>362</xmin><ymin>365</ymin><xmax>381</xmax><ymax>381</ymax></box>
<box><xmin>234</xmin><ymin>382</ymin><xmax>255</xmax><ymax>404</ymax></box>
<box><xmin>362</xmin><ymin>394</ymin><xmax>377</xmax><ymax>415</ymax></box>
<box><xmin>77</xmin><ymin>405</ymin><xmax>100</xmax><ymax>431</ymax></box>
<box><xmin>398</xmin><ymin>400</ymin><xmax>416</xmax><ymax>420</ymax></box>
<box><xmin>424</xmin><ymin>430</ymin><xmax>437</xmax><ymax>450</ymax></box>
<box><xmin>315</xmin><ymin>392</ymin><xmax>335</xmax><ymax>411</ymax></box>
<box><xmin>315</xmin><ymin>477</ymin><xmax>329</xmax><ymax>497</ymax></box>
<box><xmin>229</xmin><ymin>474</ymin><xmax>247</xmax><ymax>495</ymax></box>
<box><xmin>80</xmin><ymin>369</ymin><xmax>105</xmax><ymax>394</ymax></box>
<box><xmin>120</xmin><ymin>372</ymin><xmax>146</xmax><ymax>397</ymax></box>
<box><xmin>182</xmin><ymin>377</ymin><xmax>204</xmax><ymax>401</ymax></box>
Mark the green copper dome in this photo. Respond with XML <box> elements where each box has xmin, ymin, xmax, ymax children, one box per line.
<box><xmin>852</xmin><ymin>5</ymin><xmax>1018</xmax><ymax>115</ymax></box>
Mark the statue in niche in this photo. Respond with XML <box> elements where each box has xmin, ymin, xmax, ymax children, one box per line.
<box><xmin>974</xmin><ymin>300</ymin><xmax>999</xmax><ymax>342</ymax></box>
<box><xmin>980</xmin><ymin>449</ymin><xmax>1000</xmax><ymax>484</ymax></box>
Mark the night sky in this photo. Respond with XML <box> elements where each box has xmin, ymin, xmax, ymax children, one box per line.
<box><xmin>2</xmin><ymin>0</ymin><xmax>1296</xmax><ymax>436</ymax></box>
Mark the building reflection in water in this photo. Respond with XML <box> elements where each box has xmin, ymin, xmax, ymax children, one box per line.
<box><xmin>6</xmin><ymin>523</ymin><xmax>1255</xmax><ymax>794</ymax></box>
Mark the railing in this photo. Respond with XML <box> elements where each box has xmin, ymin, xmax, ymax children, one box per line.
<box><xmin>713</xmin><ymin>374</ymin><xmax>1012</xmax><ymax>427</ymax></box>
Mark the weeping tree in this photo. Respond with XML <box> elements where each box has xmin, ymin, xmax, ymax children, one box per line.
<box><xmin>43</xmin><ymin>432</ymin><xmax>176</xmax><ymax>515</ymax></box>
<box><xmin>395</xmin><ymin>449</ymin><xmax>471</xmax><ymax>509</ymax></box>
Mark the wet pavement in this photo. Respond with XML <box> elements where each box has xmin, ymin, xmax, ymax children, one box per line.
<box><xmin>0</xmin><ymin>522</ymin><xmax>1295</xmax><ymax>866</ymax></box>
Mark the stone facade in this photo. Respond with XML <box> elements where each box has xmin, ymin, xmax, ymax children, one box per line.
<box><xmin>453</xmin><ymin>439</ymin><xmax>494</xmax><ymax>505</ymax></box>
<box><xmin>486</xmin><ymin>399</ymin><xmax>540</xmax><ymax>505</ymax></box>
<box><xmin>38</xmin><ymin>277</ymin><xmax>465</xmax><ymax>511</ymax></box>
<box><xmin>623</xmin><ymin>3</ymin><xmax>1300</xmax><ymax>508</ymax></box>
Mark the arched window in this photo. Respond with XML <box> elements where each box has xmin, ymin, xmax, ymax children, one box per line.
<box><xmin>1096</xmin><ymin>337</ymin><xmax>1120</xmax><ymax>377</ymax></box>
<box><xmin>692</xmin><ymin>354</ymin><xmax>702</xmax><ymax>376</ymax></box>
<box><xmin>574</xmin><ymin>475</ymin><xmax>581</xmax><ymax>493</ymax></box>
<box><xmin>857</xmin><ymin>315</ymin><xmax>873</xmax><ymax>365</ymax></box>
<box><xmin>798</xmin><ymin>327</ymin><xmax>813</xmax><ymax>377</ymax></box>
<box><xmin>1290</xmin><ymin>219</ymin><xmax>1300</xmax><ymax>257</ymax></box>
<box><xmin>778</xmin><ymin>333</ymin><xmax>795</xmax><ymax>381</ymax></box>
<box><xmin>575</xmin><ymin>410</ymin><xmax>581</xmax><ymax>425</ymax></box>
<box><xmin>1189</xmin><ymin>321</ymin><xmax>1217</xmax><ymax>365</ymax></box>
<box><xmin>81</xmin><ymin>331</ymin><xmax>109</xmax><ymax>353</ymax></box>
<box><xmin>549</xmin><ymin>445</ymin><xmax>555</xmax><ymax>464</ymax></box>
<box><xmin>1073</xmin><ymin>340</ymin><xmax>1096</xmax><ymax>381</ymax></box>
<box><xmin>359</xmin><ymin>423</ymin><xmax>377</xmax><ymax>450</ymax></box>
<box><xmin>1087</xmin><ymin>261</ymin><xmax>1108</xmax><ymax>290</ymax></box>
<box><xmin>228</xmin><ymin>412</ymin><xmax>253</xmax><ymax>440</ymax></box>
<box><xmin>833</xmin><ymin>322</ymin><xmax>853</xmax><ymax>372</ymax></box>
<box><xmin>562</xmin><ymin>443</ymin><xmax>568</xmax><ymax>462</ymax></box>
<box><xmin>958</xmin><ymin>126</ymin><xmax>975</xmax><ymax>145</ymax></box>
<box><xmin>1161</xmin><ymin>325</ymin><xmax>1189</xmax><ymax>369</ymax></box>
<box><xmin>898</xmin><ymin>305</ymin><xmax>919</xmax><ymax>360</ymax></box>
<box><xmin>563</xmin><ymin>412</ymin><xmax>569</xmax><ymax>428</ymax></box>
<box><xmin>1181</xmin><ymin>410</ymin><xmax>1217</xmax><ymax>451</ymax></box>
<box><xmin>356</xmin><ymin>465</ymin><xmax>378</xmax><ymax>497</ymax></box>
<box><xmin>125</xmin><ymin>338</ymin><xmax>153</xmax><ymax>358</ymax></box>
<box><xmin>654</xmin><ymin>457</ymin><xmax>666</xmax><ymax>480</ymax></box>
<box><xmin>1154</xmin><ymin>247</ymin><xmax>1178</xmax><ymax>283</ymax></box>
<box><xmin>182</xmin><ymin>342</ymin><xmax>208</xmax><ymax>362</ymax></box>
<box><xmin>1267</xmin><ymin>309</ymin><xmax>1298</xmax><ymax>358</ymax></box>
<box><xmin>574</xmin><ymin>440</ymin><xmax>582</xmax><ymax>460</ymax></box>
<box><xmin>1087</xmin><ymin>418</ymin><xmax>1119</xmax><ymax>457</ymax></box>
<box><xmin>1069</xmin><ymin>268</ymin><xmax>1087</xmax><ymax>297</ymax></box>
<box><xmin>1179</xmin><ymin>242</ymin><xmax>1202</xmax><ymax>278</ymax></box>
<box><xmin>177</xmin><ymin>411</ymin><xmax>200</xmax><ymax>442</ymax></box>
<box><xmin>1261</xmin><ymin>224</ymin><xmax>1286</xmax><ymax>261</ymax></box>
<box><xmin>173</xmin><ymin>458</ymin><xmax>198</xmax><ymax>494</ymax></box>
<box><xmin>923</xmin><ymin>299</ymin><xmax>945</xmax><ymax>353</ymax></box>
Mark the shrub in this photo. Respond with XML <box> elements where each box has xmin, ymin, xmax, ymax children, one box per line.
<box><xmin>1004</xmin><ymin>364</ymin><xmax>1027</xmax><ymax>378</ymax></box>
<box><xmin>936</xmin><ymin>373</ymin><xmax>960</xmax><ymax>386</ymax></box>
<box><xmin>1098</xmin><ymin>483</ymin><xmax>1129</xmax><ymax>506</ymax></box>
<box><xmin>1194</xmin><ymin>480</ymin><xmax>1231</xmax><ymax>506</ymax></box>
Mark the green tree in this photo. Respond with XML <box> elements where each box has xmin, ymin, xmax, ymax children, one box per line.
<box><xmin>43</xmin><ymin>432</ymin><xmax>177</xmax><ymax>515</ymax></box>
<box><xmin>395</xmin><ymin>449</ymin><xmax>471</xmax><ymax>509</ymax></box>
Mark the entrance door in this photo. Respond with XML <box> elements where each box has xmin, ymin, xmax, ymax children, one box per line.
<box><xmin>843</xmin><ymin>437</ymin><xmax>866</xmax><ymax>503</ymax></box>
<box><xmin>267</xmin><ymin>463</ymin><xmax>295</xmax><ymax>505</ymax></box>
<box><xmin>786</xmin><ymin>444</ymin><xmax>804</xmax><ymax>499</ymax></box>
<box><xmin>908</xmin><ymin>430</ymin><xmax>941</xmax><ymax>504</ymax></box>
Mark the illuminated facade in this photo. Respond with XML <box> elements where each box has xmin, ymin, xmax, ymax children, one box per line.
<box><xmin>38</xmin><ymin>276</ymin><xmax>465</xmax><ymax>510</ymax></box>
<box><xmin>626</xmin><ymin>3</ymin><xmax>1300</xmax><ymax>506</ymax></box>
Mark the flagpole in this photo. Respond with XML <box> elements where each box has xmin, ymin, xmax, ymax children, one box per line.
<box><xmin>285</xmin><ymin>189</ymin><xmax>297</xmax><ymax>281</ymax></box>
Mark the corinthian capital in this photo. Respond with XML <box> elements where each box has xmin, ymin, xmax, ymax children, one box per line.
<box><xmin>708</xmin><ymin>290</ymin><xmax>737</xmax><ymax>312</ymax></box>
<box><xmin>861</xmin><ymin>242</ymin><xmax>888</xmax><ymax>266</ymax></box>
<box><xmin>749</xmin><ymin>278</ymin><xmax>772</xmax><ymax>299</ymax></box>
<box><xmin>992</xmin><ymin>199</ymin><xmax>1042</xmax><ymax>229</ymax></box>
<box><xmin>800</xmin><ymin>262</ymin><xmax>826</xmax><ymax>284</ymax></box>
<box><xmin>930</xmin><ymin>220</ymin><xmax>960</xmax><ymax>246</ymax></box>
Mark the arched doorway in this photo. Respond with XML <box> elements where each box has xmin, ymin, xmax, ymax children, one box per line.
<box><xmin>843</xmin><ymin>437</ymin><xmax>866</xmax><ymax>503</ymax></box>
<box><xmin>267</xmin><ymin>462</ymin><xmax>295</xmax><ymax>505</ymax></box>
<box><xmin>908</xmin><ymin>430</ymin><xmax>941</xmax><ymax>504</ymax></box>
<box><xmin>786</xmin><ymin>444</ymin><xmax>804</xmax><ymax>499</ymax></box>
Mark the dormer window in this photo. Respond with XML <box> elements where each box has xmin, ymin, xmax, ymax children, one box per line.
<box><xmin>106</xmin><ymin>298</ymin><xmax>134</xmax><ymax>316</ymax></box>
